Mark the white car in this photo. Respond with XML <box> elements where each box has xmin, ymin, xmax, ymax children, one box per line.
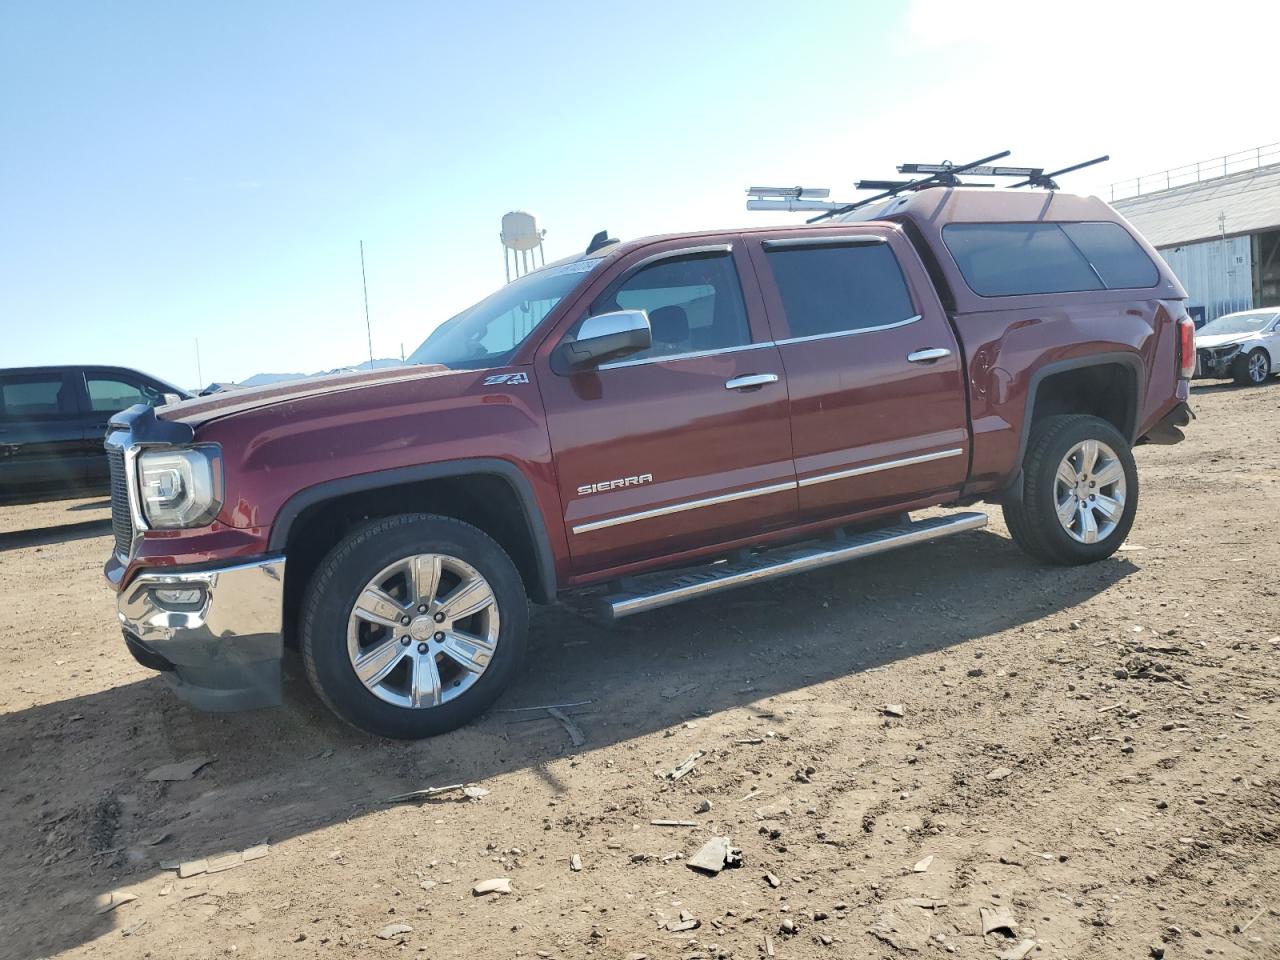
<box><xmin>1195</xmin><ymin>309</ymin><xmax>1280</xmax><ymax>386</ymax></box>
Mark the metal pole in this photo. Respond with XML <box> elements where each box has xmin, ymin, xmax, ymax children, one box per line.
<box><xmin>360</xmin><ymin>240</ymin><xmax>374</xmax><ymax>368</ymax></box>
<box><xmin>195</xmin><ymin>338</ymin><xmax>203</xmax><ymax>389</ymax></box>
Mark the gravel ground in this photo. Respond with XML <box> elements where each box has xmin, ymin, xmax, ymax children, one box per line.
<box><xmin>0</xmin><ymin>382</ymin><xmax>1276</xmax><ymax>960</ymax></box>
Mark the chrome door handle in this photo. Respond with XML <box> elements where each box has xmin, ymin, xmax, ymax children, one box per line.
<box><xmin>907</xmin><ymin>348</ymin><xmax>951</xmax><ymax>363</ymax></box>
<box><xmin>724</xmin><ymin>373</ymin><xmax>779</xmax><ymax>391</ymax></box>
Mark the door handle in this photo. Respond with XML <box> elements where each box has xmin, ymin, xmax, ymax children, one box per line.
<box><xmin>907</xmin><ymin>348</ymin><xmax>951</xmax><ymax>364</ymax></box>
<box><xmin>724</xmin><ymin>373</ymin><xmax>779</xmax><ymax>391</ymax></box>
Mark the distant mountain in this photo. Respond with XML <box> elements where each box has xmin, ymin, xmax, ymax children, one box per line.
<box><xmin>202</xmin><ymin>359</ymin><xmax>406</xmax><ymax>395</ymax></box>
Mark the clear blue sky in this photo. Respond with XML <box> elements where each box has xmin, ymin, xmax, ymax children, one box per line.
<box><xmin>2</xmin><ymin>1</ymin><xmax>1273</xmax><ymax>387</ymax></box>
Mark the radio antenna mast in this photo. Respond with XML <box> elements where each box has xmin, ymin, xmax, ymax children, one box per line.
<box><xmin>360</xmin><ymin>240</ymin><xmax>374</xmax><ymax>368</ymax></box>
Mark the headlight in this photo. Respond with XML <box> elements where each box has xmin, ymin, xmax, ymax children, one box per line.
<box><xmin>138</xmin><ymin>447</ymin><xmax>223</xmax><ymax>529</ymax></box>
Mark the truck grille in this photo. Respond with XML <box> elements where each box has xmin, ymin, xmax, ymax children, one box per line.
<box><xmin>108</xmin><ymin>447</ymin><xmax>134</xmax><ymax>557</ymax></box>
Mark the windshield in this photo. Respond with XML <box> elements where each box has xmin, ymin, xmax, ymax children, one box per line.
<box><xmin>407</xmin><ymin>258</ymin><xmax>601</xmax><ymax>370</ymax></box>
<box><xmin>1199</xmin><ymin>311</ymin><xmax>1277</xmax><ymax>336</ymax></box>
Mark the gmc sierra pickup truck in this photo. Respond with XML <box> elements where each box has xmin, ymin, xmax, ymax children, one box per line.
<box><xmin>105</xmin><ymin>186</ymin><xmax>1194</xmax><ymax>739</ymax></box>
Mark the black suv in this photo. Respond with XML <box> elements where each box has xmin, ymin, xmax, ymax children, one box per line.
<box><xmin>0</xmin><ymin>365</ymin><xmax>189</xmax><ymax>502</ymax></box>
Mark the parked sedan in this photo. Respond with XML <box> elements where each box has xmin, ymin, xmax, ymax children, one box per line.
<box><xmin>1195</xmin><ymin>309</ymin><xmax>1280</xmax><ymax>386</ymax></box>
<box><xmin>0</xmin><ymin>364</ymin><xmax>189</xmax><ymax>503</ymax></box>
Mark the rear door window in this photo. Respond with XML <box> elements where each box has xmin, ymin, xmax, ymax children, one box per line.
<box><xmin>763</xmin><ymin>240</ymin><xmax>917</xmax><ymax>339</ymax></box>
<box><xmin>0</xmin><ymin>373</ymin><xmax>77</xmax><ymax>420</ymax></box>
<box><xmin>942</xmin><ymin>222</ymin><xmax>1158</xmax><ymax>297</ymax></box>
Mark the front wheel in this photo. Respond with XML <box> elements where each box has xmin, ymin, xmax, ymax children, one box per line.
<box><xmin>1234</xmin><ymin>347</ymin><xmax>1271</xmax><ymax>386</ymax></box>
<box><xmin>300</xmin><ymin>514</ymin><xmax>528</xmax><ymax>739</ymax></box>
<box><xmin>1002</xmin><ymin>414</ymin><xmax>1139</xmax><ymax>565</ymax></box>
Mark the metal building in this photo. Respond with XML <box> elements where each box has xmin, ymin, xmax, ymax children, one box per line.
<box><xmin>1112</xmin><ymin>145</ymin><xmax>1280</xmax><ymax>325</ymax></box>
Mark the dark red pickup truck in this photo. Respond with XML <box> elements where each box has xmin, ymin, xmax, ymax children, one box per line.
<box><xmin>105</xmin><ymin>186</ymin><xmax>1194</xmax><ymax>738</ymax></box>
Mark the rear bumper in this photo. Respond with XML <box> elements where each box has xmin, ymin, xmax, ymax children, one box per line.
<box><xmin>1140</xmin><ymin>400</ymin><xmax>1194</xmax><ymax>446</ymax></box>
<box><xmin>117</xmin><ymin>556</ymin><xmax>286</xmax><ymax>711</ymax></box>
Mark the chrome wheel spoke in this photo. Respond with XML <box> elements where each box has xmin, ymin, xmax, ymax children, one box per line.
<box><xmin>1056</xmin><ymin>460</ymin><xmax>1079</xmax><ymax>489</ymax></box>
<box><xmin>411</xmin><ymin>554</ymin><xmax>443</xmax><ymax>605</ymax></box>
<box><xmin>438</xmin><ymin>576</ymin><xmax>495</xmax><ymax>621</ymax></box>
<box><xmin>1078</xmin><ymin>439</ymin><xmax>1100</xmax><ymax>476</ymax></box>
<box><xmin>1092</xmin><ymin>460</ymin><xmax>1124</xmax><ymax>489</ymax></box>
<box><xmin>438</xmin><ymin>632</ymin><xmax>494</xmax><ymax>674</ymax></box>
<box><xmin>354</xmin><ymin>586</ymin><xmax>408</xmax><ymax>628</ymax></box>
<box><xmin>353</xmin><ymin>637</ymin><xmax>406</xmax><ymax>688</ymax></box>
<box><xmin>1078</xmin><ymin>503</ymin><xmax>1099</xmax><ymax>543</ymax></box>
<box><xmin>411</xmin><ymin>653</ymin><xmax>443</xmax><ymax>708</ymax></box>
<box><xmin>1092</xmin><ymin>493</ymin><xmax>1122</xmax><ymax>522</ymax></box>
<box><xmin>1056</xmin><ymin>494</ymin><xmax>1078</xmax><ymax>526</ymax></box>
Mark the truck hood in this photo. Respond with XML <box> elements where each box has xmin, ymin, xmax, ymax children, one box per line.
<box><xmin>158</xmin><ymin>365</ymin><xmax>450</xmax><ymax>428</ymax></box>
<box><xmin>1195</xmin><ymin>332</ymin><xmax>1256</xmax><ymax>350</ymax></box>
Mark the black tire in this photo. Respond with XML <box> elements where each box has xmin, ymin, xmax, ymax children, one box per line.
<box><xmin>1233</xmin><ymin>347</ymin><xmax>1271</xmax><ymax>386</ymax></box>
<box><xmin>300</xmin><ymin>514</ymin><xmax>528</xmax><ymax>739</ymax></box>
<box><xmin>1001</xmin><ymin>414</ymin><xmax>1139</xmax><ymax>566</ymax></box>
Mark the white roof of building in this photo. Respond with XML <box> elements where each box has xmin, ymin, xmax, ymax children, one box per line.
<box><xmin>1113</xmin><ymin>162</ymin><xmax>1280</xmax><ymax>248</ymax></box>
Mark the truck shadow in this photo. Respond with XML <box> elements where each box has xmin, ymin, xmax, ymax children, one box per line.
<box><xmin>0</xmin><ymin>527</ymin><xmax>1134</xmax><ymax>958</ymax></box>
<box><xmin>0</xmin><ymin>518</ymin><xmax>111</xmax><ymax>553</ymax></box>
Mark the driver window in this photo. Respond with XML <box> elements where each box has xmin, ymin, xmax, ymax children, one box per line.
<box><xmin>585</xmin><ymin>252</ymin><xmax>751</xmax><ymax>363</ymax></box>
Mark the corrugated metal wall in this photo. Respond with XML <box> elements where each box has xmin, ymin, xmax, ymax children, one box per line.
<box><xmin>1156</xmin><ymin>236</ymin><xmax>1253</xmax><ymax>321</ymax></box>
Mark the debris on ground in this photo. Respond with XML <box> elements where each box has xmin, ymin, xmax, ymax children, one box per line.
<box><xmin>912</xmin><ymin>854</ymin><xmax>933</xmax><ymax>873</ymax></box>
<box><xmin>986</xmin><ymin>766</ymin><xmax>1014</xmax><ymax>781</ymax></box>
<box><xmin>377</xmin><ymin>923</ymin><xmax>413</xmax><ymax>940</ymax></box>
<box><xmin>665</xmin><ymin>909</ymin><xmax>700</xmax><ymax>932</ymax></box>
<box><xmin>174</xmin><ymin>844</ymin><xmax>269</xmax><ymax>878</ymax></box>
<box><xmin>980</xmin><ymin>904</ymin><xmax>1019</xmax><ymax>936</ymax></box>
<box><xmin>546</xmin><ymin>705</ymin><xmax>586</xmax><ymax>747</ymax></box>
<box><xmin>649</xmin><ymin>819</ymin><xmax>697</xmax><ymax>827</ymax></box>
<box><xmin>143</xmin><ymin>757</ymin><xmax>211</xmax><ymax>782</ymax></box>
<box><xmin>881</xmin><ymin>704</ymin><xmax>905</xmax><ymax>718</ymax></box>
<box><xmin>997</xmin><ymin>940</ymin><xmax>1038</xmax><ymax>960</ymax></box>
<box><xmin>93</xmin><ymin>890</ymin><xmax>137</xmax><ymax>915</ymax></box>
<box><xmin>686</xmin><ymin>836</ymin><xmax>742</xmax><ymax>874</ymax></box>
<box><xmin>663</xmin><ymin>751</ymin><xmax>704</xmax><ymax>781</ymax></box>
<box><xmin>472</xmin><ymin>878</ymin><xmax>513</xmax><ymax>896</ymax></box>
<box><xmin>385</xmin><ymin>783</ymin><xmax>490</xmax><ymax>804</ymax></box>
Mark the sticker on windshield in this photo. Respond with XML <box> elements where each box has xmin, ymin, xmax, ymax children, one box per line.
<box><xmin>483</xmin><ymin>372</ymin><xmax>530</xmax><ymax>386</ymax></box>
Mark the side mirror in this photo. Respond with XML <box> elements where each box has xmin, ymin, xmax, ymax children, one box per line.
<box><xmin>555</xmin><ymin>309</ymin><xmax>652</xmax><ymax>371</ymax></box>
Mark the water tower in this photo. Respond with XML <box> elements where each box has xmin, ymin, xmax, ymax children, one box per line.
<box><xmin>501</xmin><ymin>210</ymin><xmax>546</xmax><ymax>282</ymax></box>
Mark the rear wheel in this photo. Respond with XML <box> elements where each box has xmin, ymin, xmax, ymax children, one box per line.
<box><xmin>1233</xmin><ymin>347</ymin><xmax>1271</xmax><ymax>386</ymax></box>
<box><xmin>301</xmin><ymin>514</ymin><xmax>528</xmax><ymax>739</ymax></box>
<box><xmin>1002</xmin><ymin>415</ymin><xmax>1138</xmax><ymax>565</ymax></box>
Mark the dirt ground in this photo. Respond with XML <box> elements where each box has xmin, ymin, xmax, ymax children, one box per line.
<box><xmin>0</xmin><ymin>383</ymin><xmax>1277</xmax><ymax>960</ymax></box>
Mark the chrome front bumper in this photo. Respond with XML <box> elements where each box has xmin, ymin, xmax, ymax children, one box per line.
<box><xmin>117</xmin><ymin>556</ymin><xmax>286</xmax><ymax>711</ymax></box>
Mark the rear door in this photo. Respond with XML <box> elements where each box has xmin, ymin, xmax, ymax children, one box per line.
<box><xmin>0</xmin><ymin>370</ymin><xmax>92</xmax><ymax>496</ymax></box>
<box><xmin>746</xmin><ymin>228</ymin><xmax>969</xmax><ymax>522</ymax></box>
<box><xmin>537</xmin><ymin>240</ymin><xmax>797</xmax><ymax>576</ymax></box>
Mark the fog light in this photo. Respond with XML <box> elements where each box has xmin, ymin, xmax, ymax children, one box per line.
<box><xmin>154</xmin><ymin>587</ymin><xmax>204</xmax><ymax>605</ymax></box>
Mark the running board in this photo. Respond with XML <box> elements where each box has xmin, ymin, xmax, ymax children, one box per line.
<box><xmin>600</xmin><ymin>511</ymin><xmax>988</xmax><ymax>620</ymax></box>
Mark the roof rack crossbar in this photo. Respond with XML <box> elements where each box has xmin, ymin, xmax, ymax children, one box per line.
<box><xmin>1008</xmin><ymin>155</ymin><xmax>1110</xmax><ymax>189</ymax></box>
<box><xmin>808</xmin><ymin>149</ymin><xmax>1011</xmax><ymax>223</ymax></box>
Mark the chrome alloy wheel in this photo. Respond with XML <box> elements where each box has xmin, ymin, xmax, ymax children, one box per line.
<box><xmin>1054</xmin><ymin>439</ymin><xmax>1127</xmax><ymax>544</ymax></box>
<box><xmin>1248</xmin><ymin>350</ymin><xmax>1269</xmax><ymax>383</ymax></box>
<box><xmin>346</xmin><ymin>553</ymin><xmax>500</xmax><ymax>709</ymax></box>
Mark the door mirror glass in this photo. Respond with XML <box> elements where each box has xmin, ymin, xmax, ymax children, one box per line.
<box><xmin>557</xmin><ymin>309</ymin><xmax>652</xmax><ymax>369</ymax></box>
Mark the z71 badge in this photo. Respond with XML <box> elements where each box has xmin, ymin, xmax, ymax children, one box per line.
<box><xmin>483</xmin><ymin>372</ymin><xmax>530</xmax><ymax>386</ymax></box>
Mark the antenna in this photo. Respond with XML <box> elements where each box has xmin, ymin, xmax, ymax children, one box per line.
<box><xmin>194</xmin><ymin>338</ymin><xmax>203</xmax><ymax>389</ymax></box>
<box><xmin>360</xmin><ymin>240</ymin><xmax>374</xmax><ymax>368</ymax></box>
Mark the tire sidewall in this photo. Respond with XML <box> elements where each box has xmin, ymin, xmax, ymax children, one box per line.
<box><xmin>1248</xmin><ymin>348</ymin><xmax>1270</xmax><ymax>384</ymax></box>
<box><xmin>1027</xmin><ymin>417</ymin><xmax>1139</xmax><ymax>564</ymax></box>
<box><xmin>302</xmin><ymin>515</ymin><xmax>528</xmax><ymax>739</ymax></box>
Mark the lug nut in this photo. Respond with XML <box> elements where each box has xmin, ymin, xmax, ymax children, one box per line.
<box><xmin>400</xmin><ymin>636</ymin><xmax>411</xmax><ymax>646</ymax></box>
<box><xmin>401</xmin><ymin>615</ymin><xmax>411</xmax><ymax>625</ymax></box>
<box><xmin>417</xmin><ymin>642</ymin><xmax>429</xmax><ymax>654</ymax></box>
<box><xmin>434</xmin><ymin>612</ymin><xmax>445</xmax><ymax>622</ymax></box>
<box><xmin>434</xmin><ymin>632</ymin><xmax>444</xmax><ymax>641</ymax></box>
<box><xmin>418</xmin><ymin>604</ymin><xmax>428</xmax><ymax>614</ymax></box>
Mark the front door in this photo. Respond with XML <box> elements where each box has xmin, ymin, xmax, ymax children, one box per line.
<box><xmin>538</xmin><ymin>241</ymin><xmax>796</xmax><ymax>576</ymax></box>
<box><xmin>746</xmin><ymin>229</ymin><xmax>969</xmax><ymax>523</ymax></box>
